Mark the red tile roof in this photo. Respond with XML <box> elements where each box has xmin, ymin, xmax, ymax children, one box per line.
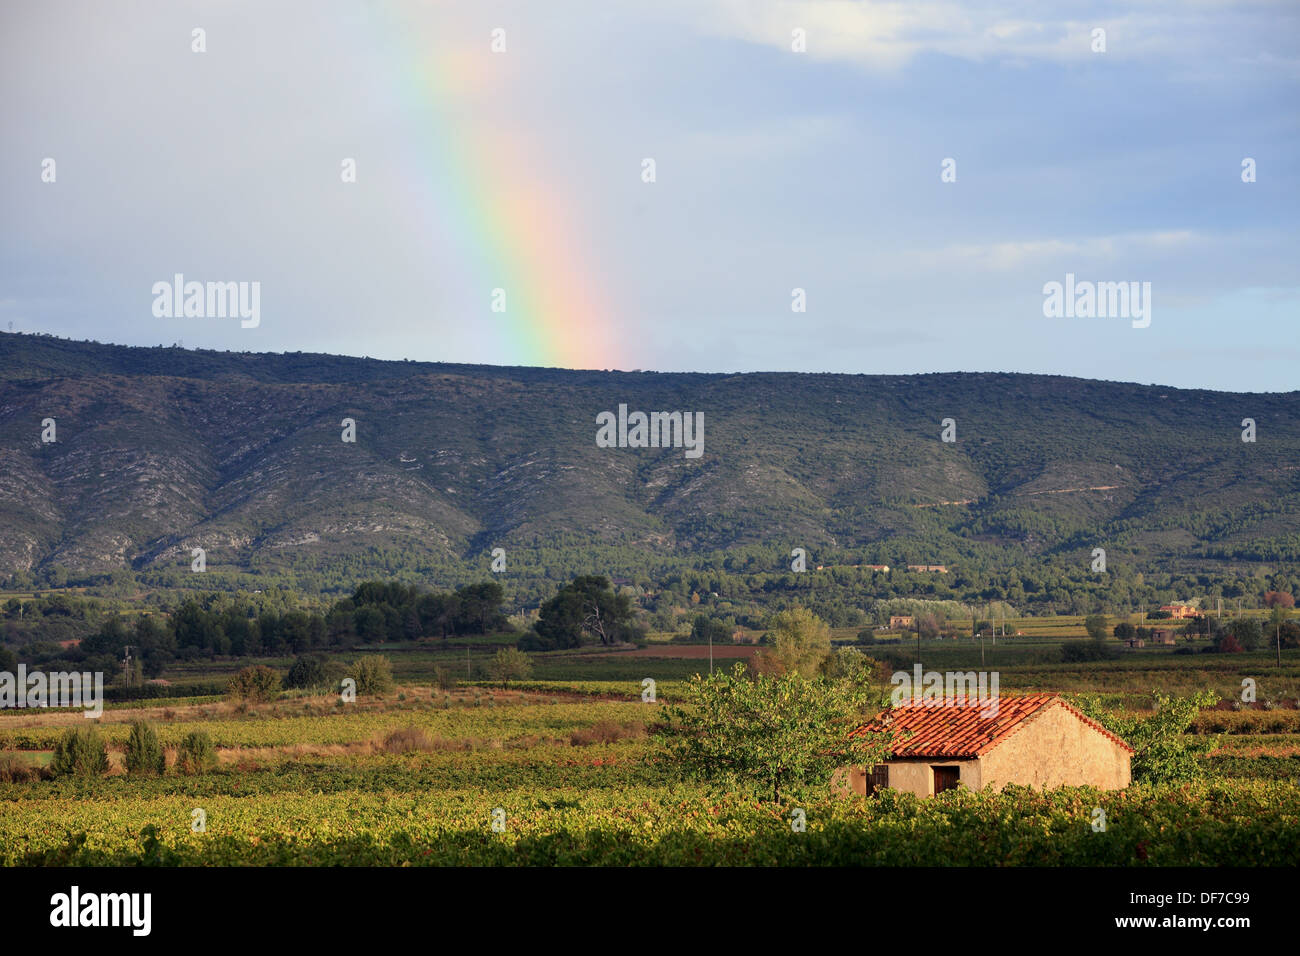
<box><xmin>852</xmin><ymin>693</ymin><xmax>1133</xmax><ymax>758</ymax></box>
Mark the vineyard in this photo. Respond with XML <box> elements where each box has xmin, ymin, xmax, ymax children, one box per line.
<box><xmin>5</xmin><ymin>779</ymin><xmax>1299</xmax><ymax>866</ymax></box>
<box><xmin>3</xmin><ymin>663</ymin><xmax>1300</xmax><ymax>866</ymax></box>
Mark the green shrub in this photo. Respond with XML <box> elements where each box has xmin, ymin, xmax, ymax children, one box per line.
<box><xmin>1061</xmin><ymin>638</ymin><xmax>1118</xmax><ymax>663</ymax></box>
<box><xmin>284</xmin><ymin>654</ymin><xmax>346</xmax><ymax>692</ymax></box>
<box><xmin>349</xmin><ymin>655</ymin><xmax>395</xmax><ymax>696</ymax></box>
<box><xmin>226</xmin><ymin>665</ymin><xmax>282</xmax><ymax>703</ymax></box>
<box><xmin>658</xmin><ymin>661</ymin><xmax>891</xmax><ymax>802</ymax></box>
<box><xmin>486</xmin><ymin>648</ymin><xmax>533</xmax><ymax>686</ymax></box>
<box><xmin>124</xmin><ymin>720</ymin><xmax>165</xmax><ymax>776</ymax></box>
<box><xmin>176</xmin><ymin>731</ymin><xmax>217</xmax><ymax>775</ymax></box>
<box><xmin>50</xmin><ymin>725</ymin><xmax>109</xmax><ymax>778</ymax></box>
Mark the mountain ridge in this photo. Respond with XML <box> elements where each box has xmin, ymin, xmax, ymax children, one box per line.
<box><xmin>2</xmin><ymin>332</ymin><xmax>1298</xmax><ymax>598</ymax></box>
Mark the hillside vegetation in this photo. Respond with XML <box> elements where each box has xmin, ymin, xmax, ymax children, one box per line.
<box><xmin>3</xmin><ymin>333</ymin><xmax>1298</xmax><ymax>606</ymax></box>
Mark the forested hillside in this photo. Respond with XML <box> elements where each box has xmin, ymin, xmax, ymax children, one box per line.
<box><xmin>2</xmin><ymin>332</ymin><xmax>1298</xmax><ymax>613</ymax></box>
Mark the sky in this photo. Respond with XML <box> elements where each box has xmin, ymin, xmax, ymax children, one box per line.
<box><xmin>2</xmin><ymin>0</ymin><xmax>1298</xmax><ymax>390</ymax></box>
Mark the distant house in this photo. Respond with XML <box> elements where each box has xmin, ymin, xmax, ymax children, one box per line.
<box><xmin>731</xmin><ymin>628</ymin><xmax>757</xmax><ymax>644</ymax></box>
<box><xmin>907</xmin><ymin>565</ymin><xmax>949</xmax><ymax>573</ymax></box>
<box><xmin>836</xmin><ymin>693</ymin><xmax>1132</xmax><ymax>798</ymax></box>
<box><xmin>1124</xmin><ymin>637</ymin><xmax>1146</xmax><ymax>649</ymax></box>
<box><xmin>1151</xmin><ymin>629</ymin><xmax>1176</xmax><ymax>645</ymax></box>
<box><xmin>889</xmin><ymin>615</ymin><xmax>915</xmax><ymax>629</ymax></box>
<box><xmin>1160</xmin><ymin>604</ymin><xmax>1199</xmax><ymax>619</ymax></box>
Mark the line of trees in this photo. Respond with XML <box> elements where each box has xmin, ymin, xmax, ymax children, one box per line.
<box><xmin>13</xmin><ymin>581</ymin><xmax>512</xmax><ymax>679</ymax></box>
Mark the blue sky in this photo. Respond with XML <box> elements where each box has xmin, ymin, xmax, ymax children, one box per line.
<box><xmin>2</xmin><ymin>0</ymin><xmax>1297</xmax><ymax>390</ymax></box>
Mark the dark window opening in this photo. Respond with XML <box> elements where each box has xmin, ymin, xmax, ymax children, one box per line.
<box><xmin>932</xmin><ymin>765</ymin><xmax>960</xmax><ymax>793</ymax></box>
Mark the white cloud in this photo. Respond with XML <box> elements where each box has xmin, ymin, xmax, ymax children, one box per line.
<box><xmin>652</xmin><ymin>0</ymin><xmax>1298</xmax><ymax>72</ymax></box>
<box><xmin>941</xmin><ymin>230</ymin><xmax>1204</xmax><ymax>271</ymax></box>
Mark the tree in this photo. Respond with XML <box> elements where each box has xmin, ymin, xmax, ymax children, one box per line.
<box><xmin>1061</xmin><ymin>639</ymin><xmax>1117</xmax><ymax>663</ymax></box>
<box><xmin>1083</xmin><ymin>614</ymin><xmax>1109</xmax><ymax>641</ymax></box>
<box><xmin>226</xmin><ymin>665</ymin><xmax>282</xmax><ymax>703</ymax></box>
<box><xmin>820</xmin><ymin>646</ymin><xmax>874</xmax><ymax>684</ymax></box>
<box><xmin>1226</xmin><ymin>617</ymin><xmax>1262</xmax><ymax>652</ymax></box>
<box><xmin>354</xmin><ymin>606</ymin><xmax>387</xmax><ymax>643</ymax></box>
<box><xmin>1263</xmin><ymin>591</ymin><xmax>1295</xmax><ymax>609</ymax></box>
<box><xmin>454</xmin><ymin>582</ymin><xmax>507</xmax><ymax>634</ymax></box>
<box><xmin>349</xmin><ymin>655</ymin><xmax>395</xmax><ymax>696</ymax></box>
<box><xmin>1181</xmin><ymin>615</ymin><xmax>1210</xmax><ymax>641</ymax></box>
<box><xmin>691</xmin><ymin>614</ymin><xmax>731</xmax><ymax>644</ymax></box>
<box><xmin>753</xmin><ymin>607</ymin><xmax>831</xmax><ymax>677</ymax></box>
<box><xmin>1072</xmin><ymin>691</ymin><xmax>1217</xmax><ymax>784</ymax></box>
<box><xmin>171</xmin><ymin>599</ymin><xmax>218</xmax><ymax>653</ymax></box>
<box><xmin>1113</xmin><ymin>622</ymin><xmax>1135</xmax><ymax>640</ymax></box>
<box><xmin>176</xmin><ymin>730</ymin><xmax>217</xmax><ymax>775</ymax></box>
<box><xmin>125</xmin><ymin>720</ymin><xmax>166</xmax><ymax>776</ymax></box>
<box><xmin>657</xmin><ymin>661</ymin><xmax>892</xmax><ymax>802</ymax></box>
<box><xmin>486</xmin><ymin>648</ymin><xmax>532</xmax><ymax>687</ymax></box>
<box><xmin>532</xmin><ymin>576</ymin><xmax>636</xmax><ymax>649</ymax></box>
<box><xmin>417</xmin><ymin>592</ymin><xmax>460</xmax><ymax>640</ymax></box>
<box><xmin>51</xmin><ymin>726</ymin><xmax>109</xmax><ymax>778</ymax></box>
<box><xmin>284</xmin><ymin>653</ymin><xmax>345</xmax><ymax>691</ymax></box>
<box><xmin>1216</xmin><ymin>633</ymin><xmax>1245</xmax><ymax>654</ymax></box>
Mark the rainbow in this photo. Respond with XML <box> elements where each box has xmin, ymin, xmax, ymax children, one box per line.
<box><xmin>363</xmin><ymin>9</ymin><xmax>622</xmax><ymax>370</ymax></box>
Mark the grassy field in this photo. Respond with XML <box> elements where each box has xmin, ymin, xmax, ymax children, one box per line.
<box><xmin>3</xmin><ymin>634</ymin><xmax>1300</xmax><ymax>866</ymax></box>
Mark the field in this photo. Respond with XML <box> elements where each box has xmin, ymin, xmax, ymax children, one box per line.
<box><xmin>3</xmin><ymin>631</ymin><xmax>1300</xmax><ymax>867</ymax></box>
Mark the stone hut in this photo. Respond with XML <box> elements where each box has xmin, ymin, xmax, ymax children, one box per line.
<box><xmin>837</xmin><ymin>693</ymin><xmax>1132</xmax><ymax>798</ymax></box>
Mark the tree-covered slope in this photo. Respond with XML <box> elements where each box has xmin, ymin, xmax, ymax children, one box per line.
<box><xmin>2</xmin><ymin>332</ymin><xmax>1297</xmax><ymax>594</ymax></box>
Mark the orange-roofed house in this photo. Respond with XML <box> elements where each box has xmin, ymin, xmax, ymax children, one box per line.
<box><xmin>836</xmin><ymin>693</ymin><xmax>1132</xmax><ymax>798</ymax></box>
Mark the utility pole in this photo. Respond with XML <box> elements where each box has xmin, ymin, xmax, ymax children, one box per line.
<box><xmin>1274</xmin><ymin>606</ymin><xmax>1285</xmax><ymax>668</ymax></box>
